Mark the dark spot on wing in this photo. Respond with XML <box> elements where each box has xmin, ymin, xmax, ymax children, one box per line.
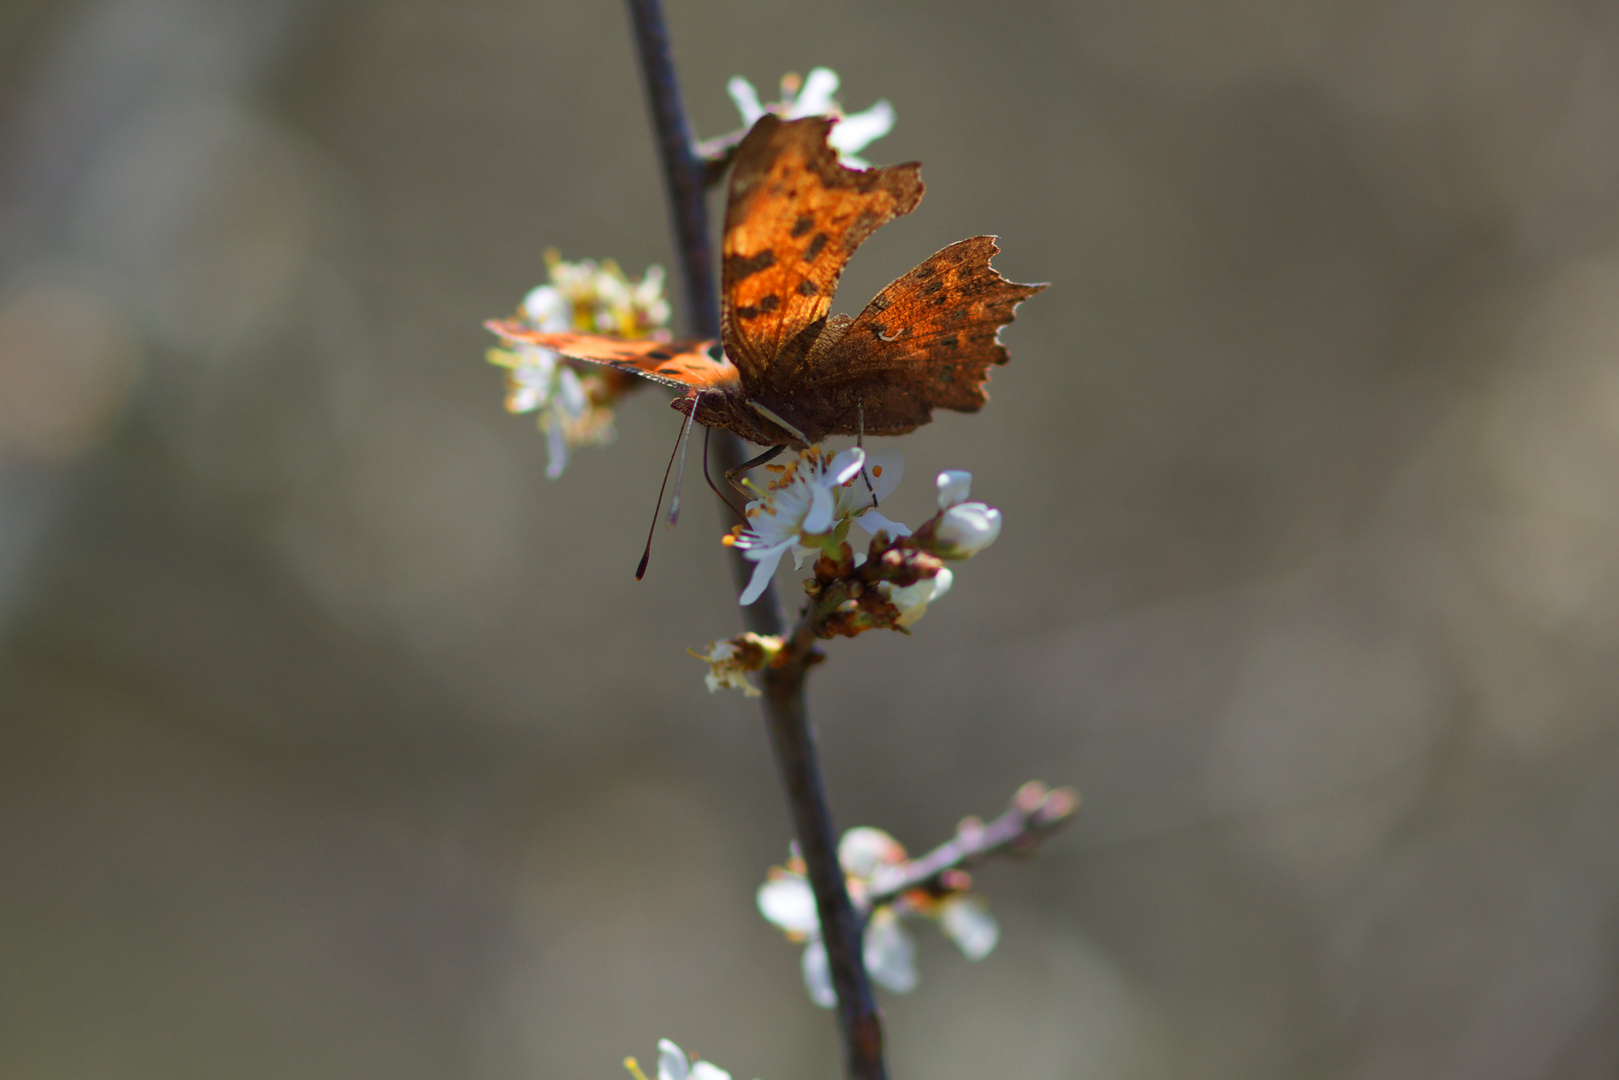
<box><xmin>797</xmin><ymin>279</ymin><xmax>818</xmax><ymax>296</ymax></box>
<box><xmin>868</xmin><ymin>295</ymin><xmax>891</xmax><ymax>312</ymax></box>
<box><xmin>851</xmin><ymin>209</ymin><xmax>881</xmax><ymax>237</ymax></box>
<box><xmin>648</xmin><ymin>350</ymin><xmax>672</xmax><ymax>361</ymax></box>
<box><xmin>657</xmin><ymin>368</ymin><xmax>681</xmax><ymax>376</ymax></box>
<box><xmin>791</xmin><ymin>215</ymin><xmax>814</xmax><ymax>238</ymax></box>
<box><xmin>736</xmin><ymin>305</ymin><xmax>760</xmax><ymax>320</ymax></box>
<box><xmin>757</xmin><ymin>294</ymin><xmax>780</xmax><ymax>312</ymax></box>
<box><xmin>938</xmin><ymin>334</ymin><xmax>958</xmax><ymax>349</ymax></box>
<box><xmin>804</xmin><ymin>233</ymin><xmax>829</xmax><ymax>261</ymax></box>
<box><xmin>728</xmin><ymin>249</ymin><xmax>776</xmax><ymax>281</ymax></box>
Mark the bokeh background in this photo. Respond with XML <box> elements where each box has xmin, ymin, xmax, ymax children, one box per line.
<box><xmin>4</xmin><ymin>0</ymin><xmax>1619</xmax><ymax>1076</ymax></box>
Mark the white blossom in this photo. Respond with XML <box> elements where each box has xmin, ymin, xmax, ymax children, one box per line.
<box><xmin>727</xmin><ymin>68</ymin><xmax>895</xmax><ymax>168</ymax></box>
<box><xmin>929</xmin><ymin>470</ymin><xmax>1002</xmax><ymax>558</ymax></box>
<box><xmin>756</xmin><ymin>826</ymin><xmax>998</xmax><ymax>1007</ymax></box>
<box><xmin>938</xmin><ymin>894</ymin><xmax>1000</xmax><ymax>960</ymax></box>
<box><xmin>728</xmin><ymin>447</ymin><xmax>867</xmax><ymax>605</ymax></box>
<box><xmin>832</xmin><ymin>447</ymin><xmax>910</xmax><ymax>539</ymax></box>
<box><xmin>623</xmin><ymin>1040</ymin><xmax>740</xmax><ymax>1080</ymax></box>
<box><xmin>487</xmin><ymin>253</ymin><xmax>669</xmax><ymax>477</ymax></box>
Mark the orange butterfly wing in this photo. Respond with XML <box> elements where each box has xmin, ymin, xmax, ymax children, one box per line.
<box><xmin>484</xmin><ymin>321</ymin><xmax>738</xmax><ymax>392</ymax></box>
<box><xmin>721</xmin><ymin>115</ymin><xmax>924</xmax><ymax>388</ymax></box>
<box><xmin>797</xmin><ymin>236</ymin><xmax>1047</xmax><ymax>436</ymax></box>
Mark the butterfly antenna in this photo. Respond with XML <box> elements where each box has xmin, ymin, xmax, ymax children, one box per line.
<box><xmin>637</xmin><ymin>403</ymin><xmax>696</xmax><ymax>580</ymax></box>
<box><xmin>666</xmin><ymin>395</ymin><xmax>701</xmax><ymax>526</ymax></box>
<box><xmin>702</xmin><ymin>424</ymin><xmax>747</xmax><ymax>523</ymax></box>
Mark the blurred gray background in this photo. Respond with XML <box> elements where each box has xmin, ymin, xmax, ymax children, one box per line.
<box><xmin>3</xmin><ymin>0</ymin><xmax>1618</xmax><ymax>1076</ymax></box>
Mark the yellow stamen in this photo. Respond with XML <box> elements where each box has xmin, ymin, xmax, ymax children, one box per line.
<box><xmin>624</xmin><ymin>1057</ymin><xmax>652</xmax><ymax>1080</ymax></box>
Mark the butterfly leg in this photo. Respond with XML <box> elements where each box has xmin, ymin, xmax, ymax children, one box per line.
<box><xmin>724</xmin><ymin>443</ymin><xmax>787</xmax><ymax>497</ymax></box>
<box><xmin>856</xmin><ymin>400</ymin><xmax>878</xmax><ymax>508</ymax></box>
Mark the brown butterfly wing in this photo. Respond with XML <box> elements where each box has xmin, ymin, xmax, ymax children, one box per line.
<box><xmin>796</xmin><ymin>236</ymin><xmax>1046</xmax><ymax>436</ymax></box>
<box><xmin>485</xmin><ymin>321</ymin><xmax>737</xmax><ymax>391</ymax></box>
<box><xmin>721</xmin><ymin>115</ymin><xmax>923</xmax><ymax>388</ymax></box>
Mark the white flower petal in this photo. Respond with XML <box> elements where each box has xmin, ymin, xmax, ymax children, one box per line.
<box><xmin>829</xmin><ymin>446</ymin><xmax>866</xmax><ymax>485</ymax></box>
<box><xmin>838</xmin><ymin>153</ymin><xmax>871</xmax><ymax>170</ymax></box>
<box><xmin>506</xmin><ymin>378</ymin><xmax>548</xmax><ymax>414</ymax></box>
<box><xmin>864</xmin><ymin>449</ymin><xmax>904</xmax><ymax>501</ymax></box>
<box><xmin>939</xmin><ymin>895</ymin><xmax>999</xmax><ymax>960</ymax></box>
<box><xmin>521</xmin><ymin>284</ymin><xmax>569</xmax><ymax>331</ymax></box>
<box><xmin>802</xmin><ymin>939</ymin><xmax>837</xmax><ymax>1008</ymax></box>
<box><xmin>544</xmin><ymin>416</ymin><xmax>569</xmax><ymax>479</ymax></box>
<box><xmin>557</xmin><ymin>366</ymin><xmax>588</xmax><ymax>416</ymax></box>
<box><xmin>863</xmin><ymin>909</ymin><xmax>918</xmax><ymax>993</ymax></box>
<box><xmin>690</xmin><ymin>1063</ymin><xmax>732</xmax><ymax>1080</ymax></box>
<box><xmin>514</xmin><ymin>343</ymin><xmax>557</xmax><ymax>384</ymax></box>
<box><xmin>839</xmin><ymin>827</ymin><xmax>904</xmax><ymax>878</ymax></box>
<box><xmin>828</xmin><ymin>100</ymin><xmax>894</xmax><ymax>156</ymax></box>
<box><xmin>758</xmin><ymin>876</ymin><xmax>820</xmax><ymax>935</ymax></box>
<box><xmin>935</xmin><ymin>503</ymin><xmax>1001</xmax><ymax>558</ymax></box>
<box><xmin>803</xmin><ymin>482</ymin><xmax>835</xmax><ymax>535</ymax></box>
<box><xmin>727</xmin><ymin>76</ymin><xmax>765</xmax><ymax>125</ymax></box>
<box><xmin>790</xmin><ymin>67</ymin><xmax>839</xmax><ymax>118</ymax></box>
<box><xmin>658</xmin><ymin>1039</ymin><xmax>690</xmax><ymax>1080</ymax></box>
<box><xmin>852</xmin><ymin>510</ymin><xmax>910</xmax><ymax>539</ymax></box>
<box><xmin>936</xmin><ymin>470</ymin><xmax>972</xmax><ymax>509</ymax></box>
<box><xmin>738</xmin><ymin>542</ymin><xmax>791</xmax><ymax>605</ymax></box>
<box><xmin>882</xmin><ymin>572</ymin><xmax>948</xmax><ymax>628</ymax></box>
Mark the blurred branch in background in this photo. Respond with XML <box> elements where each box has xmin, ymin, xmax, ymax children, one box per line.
<box><xmin>865</xmin><ymin>781</ymin><xmax>1079</xmax><ymax>912</ymax></box>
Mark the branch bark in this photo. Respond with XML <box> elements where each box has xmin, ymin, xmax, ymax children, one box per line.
<box><xmin>865</xmin><ymin>782</ymin><xmax>1080</xmax><ymax>911</ymax></box>
<box><xmin>622</xmin><ymin>4</ymin><xmax>887</xmax><ymax>1077</ymax></box>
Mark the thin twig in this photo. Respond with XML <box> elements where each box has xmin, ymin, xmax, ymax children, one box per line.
<box><xmin>865</xmin><ymin>782</ymin><xmax>1080</xmax><ymax>911</ymax></box>
<box><xmin>621</xmin><ymin>4</ymin><xmax>888</xmax><ymax>1077</ymax></box>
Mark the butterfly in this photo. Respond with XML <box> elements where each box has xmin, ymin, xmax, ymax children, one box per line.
<box><xmin>487</xmin><ymin>113</ymin><xmax>1046</xmax><ymax>464</ymax></box>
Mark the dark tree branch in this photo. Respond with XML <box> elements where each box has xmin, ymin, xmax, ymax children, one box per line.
<box><xmin>622</xmin><ymin>3</ymin><xmax>887</xmax><ymax>1077</ymax></box>
<box><xmin>865</xmin><ymin>782</ymin><xmax>1080</xmax><ymax>912</ymax></box>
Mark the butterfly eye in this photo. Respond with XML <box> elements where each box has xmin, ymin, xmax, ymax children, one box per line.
<box><xmin>706</xmin><ymin>342</ymin><xmax>726</xmax><ymax>364</ymax></box>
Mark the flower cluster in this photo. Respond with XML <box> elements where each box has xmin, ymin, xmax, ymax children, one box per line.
<box><xmin>486</xmin><ymin>250</ymin><xmax>671</xmax><ymax>477</ymax></box>
<box><xmin>757</xmin><ymin>828</ymin><xmax>1000</xmax><ymax>1008</ymax></box>
<box><xmin>709</xmin><ymin>448</ymin><xmax>1002</xmax><ymax>659</ymax></box>
<box><xmin>723</xmin><ymin>445</ymin><xmax>907</xmax><ymax>606</ymax></box>
<box><xmin>691</xmin><ymin>632</ymin><xmax>784</xmax><ymax>697</ymax></box>
<box><xmin>725</xmin><ymin>68</ymin><xmax>894</xmax><ymax>168</ymax></box>
<box><xmin>625</xmin><ymin>1039</ymin><xmax>748</xmax><ymax>1080</ymax></box>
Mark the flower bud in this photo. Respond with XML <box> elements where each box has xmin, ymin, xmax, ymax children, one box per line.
<box><xmin>935</xmin><ymin>470</ymin><xmax>973</xmax><ymax>509</ymax></box>
<box><xmin>932</xmin><ymin>502</ymin><xmax>1001</xmax><ymax>558</ymax></box>
<box><xmin>879</xmin><ymin>567</ymin><xmax>952</xmax><ymax>627</ymax></box>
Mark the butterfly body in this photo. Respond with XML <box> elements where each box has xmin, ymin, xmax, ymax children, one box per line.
<box><xmin>488</xmin><ymin>114</ymin><xmax>1046</xmax><ymax>451</ymax></box>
